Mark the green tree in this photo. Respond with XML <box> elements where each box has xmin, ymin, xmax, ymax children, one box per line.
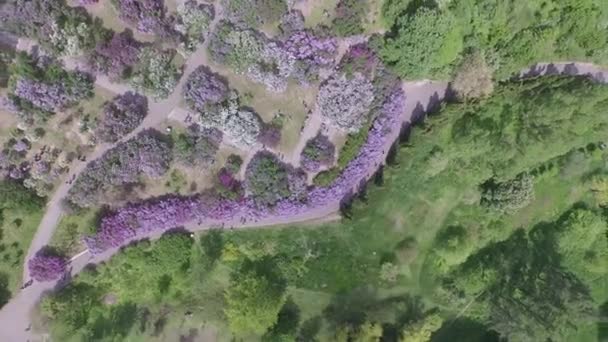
<box><xmin>380</xmin><ymin>7</ymin><xmax>463</xmax><ymax>78</ymax></box>
<box><xmin>224</xmin><ymin>258</ymin><xmax>287</xmax><ymax>335</ymax></box>
<box><xmin>555</xmin><ymin>209</ymin><xmax>608</xmax><ymax>279</ymax></box>
<box><xmin>434</xmin><ymin>225</ymin><xmax>473</xmax><ymax>267</ymax></box>
<box><xmin>400</xmin><ymin>313</ymin><xmax>443</xmax><ymax>342</ymax></box>
<box><xmin>443</xmin><ymin>229</ymin><xmax>595</xmax><ymax>341</ymax></box>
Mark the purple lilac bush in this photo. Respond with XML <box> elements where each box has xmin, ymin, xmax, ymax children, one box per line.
<box><xmin>83</xmin><ymin>86</ymin><xmax>406</xmax><ymax>254</ymax></box>
<box><xmin>96</xmin><ymin>92</ymin><xmax>148</xmax><ymax>143</ymax></box>
<box><xmin>301</xmin><ymin>133</ymin><xmax>335</xmax><ymax>172</ymax></box>
<box><xmin>68</xmin><ymin>130</ymin><xmax>172</xmax><ymax>207</ymax></box>
<box><xmin>90</xmin><ymin>31</ymin><xmax>142</xmax><ymax>80</ymax></box>
<box><xmin>284</xmin><ymin>30</ymin><xmax>337</xmax><ymax>66</ymax></box>
<box><xmin>28</xmin><ymin>249</ymin><xmax>67</xmax><ymax>282</ymax></box>
<box><xmin>183</xmin><ymin>66</ymin><xmax>230</xmax><ymax>112</ymax></box>
<box><xmin>112</xmin><ymin>0</ymin><xmax>171</xmax><ymax>36</ymax></box>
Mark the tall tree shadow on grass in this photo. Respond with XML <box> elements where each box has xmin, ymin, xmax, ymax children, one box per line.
<box><xmin>431</xmin><ymin>318</ymin><xmax>500</xmax><ymax>342</ymax></box>
<box><xmin>599</xmin><ymin>301</ymin><xmax>608</xmax><ymax>342</ymax></box>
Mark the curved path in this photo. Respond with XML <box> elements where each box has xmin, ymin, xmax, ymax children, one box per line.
<box><xmin>2</xmin><ymin>37</ymin><xmax>608</xmax><ymax>342</ymax></box>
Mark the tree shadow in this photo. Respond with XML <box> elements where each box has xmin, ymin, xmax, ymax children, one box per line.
<box><xmin>599</xmin><ymin>301</ymin><xmax>608</xmax><ymax>341</ymax></box>
<box><xmin>89</xmin><ymin>302</ymin><xmax>138</xmax><ymax>340</ymax></box>
<box><xmin>431</xmin><ymin>318</ymin><xmax>500</xmax><ymax>342</ymax></box>
<box><xmin>297</xmin><ymin>316</ymin><xmax>322</xmax><ymax>342</ymax></box>
<box><xmin>0</xmin><ymin>272</ymin><xmax>10</xmax><ymax>308</ymax></box>
<box><xmin>266</xmin><ymin>296</ymin><xmax>301</xmax><ymax>339</ymax></box>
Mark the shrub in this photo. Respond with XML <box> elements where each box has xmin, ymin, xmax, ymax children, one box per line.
<box><xmin>480</xmin><ymin>173</ymin><xmax>534</xmax><ymax>213</ymax></box>
<box><xmin>283</xmin><ymin>30</ymin><xmax>337</xmax><ymax>67</ymax></box>
<box><xmin>257</xmin><ymin>123</ymin><xmax>282</xmax><ymax>147</ymax></box>
<box><xmin>452</xmin><ymin>51</ymin><xmax>494</xmax><ymax>100</ymax></box>
<box><xmin>224</xmin><ymin>0</ymin><xmax>287</xmax><ymax>28</ymax></box>
<box><xmin>3</xmin><ymin>0</ymin><xmax>110</xmax><ymax>56</ymax></box>
<box><xmin>208</xmin><ymin>21</ymin><xmax>264</xmax><ymax>71</ymax></box>
<box><xmin>197</xmin><ymin>92</ymin><xmax>262</xmax><ymax>148</ymax></box>
<box><xmin>316</xmin><ymin>72</ymin><xmax>374</xmax><ymax>133</ymax></box>
<box><xmin>28</xmin><ymin>248</ymin><xmax>67</xmax><ymax>282</ymax></box>
<box><xmin>301</xmin><ymin>133</ymin><xmax>335</xmax><ymax>172</ymax></box>
<box><xmin>313</xmin><ymin>167</ymin><xmax>340</xmax><ymax>186</ymax></box>
<box><xmin>380</xmin><ymin>7</ymin><xmax>462</xmax><ymax>79</ymax></box>
<box><xmin>224</xmin><ymin>259</ymin><xmax>287</xmax><ymax>335</ymax></box>
<box><xmin>173</xmin><ymin>128</ymin><xmax>221</xmax><ymax>167</ymax></box>
<box><xmin>130</xmin><ymin>47</ymin><xmax>180</xmax><ymax>99</ymax></box>
<box><xmin>245</xmin><ymin>151</ymin><xmax>292</xmax><ymax>206</ymax></box>
<box><xmin>183</xmin><ymin>66</ymin><xmax>230</xmax><ymax>113</ymax></box>
<box><xmin>89</xmin><ymin>31</ymin><xmax>142</xmax><ymax>80</ymax></box>
<box><xmin>68</xmin><ymin>130</ymin><xmax>172</xmax><ymax>207</ymax></box>
<box><xmin>6</xmin><ymin>54</ymin><xmax>94</xmax><ymax>124</ymax></box>
<box><xmin>225</xmin><ymin>155</ymin><xmax>244</xmax><ymax>174</ymax></box>
<box><xmin>175</xmin><ymin>1</ymin><xmax>215</xmax><ymax>52</ymax></box>
<box><xmin>332</xmin><ymin>0</ymin><xmax>368</xmax><ymax>37</ymax></box>
<box><xmin>111</xmin><ymin>0</ymin><xmax>174</xmax><ymax>36</ymax></box>
<box><xmin>96</xmin><ymin>92</ymin><xmax>148</xmax><ymax>143</ymax></box>
<box><xmin>246</xmin><ymin>42</ymin><xmax>296</xmax><ymax>92</ymax></box>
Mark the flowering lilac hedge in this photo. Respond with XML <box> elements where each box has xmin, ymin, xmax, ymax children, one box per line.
<box><xmin>83</xmin><ymin>85</ymin><xmax>405</xmax><ymax>254</ymax></box>
<box><xmin>28</xmin><ymin>249</ymin><xmax>67</xmax><ymax>282</ymax></box>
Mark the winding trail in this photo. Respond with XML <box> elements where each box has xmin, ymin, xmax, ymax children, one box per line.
<box><xmin>3</xmin><ymin>21</ymin><xmax>608</xmax><ymax>342</ymax></box>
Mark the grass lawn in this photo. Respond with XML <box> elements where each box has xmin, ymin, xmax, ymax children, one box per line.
<box><xmin>297</xmin><ymin>0</ymin><xmax>339</xmax><ymax>29</ymax></box>
<box><xmin>0</xmin><ymin>206</ymin><xmax>43</xmax><ymax>293</ymax></box>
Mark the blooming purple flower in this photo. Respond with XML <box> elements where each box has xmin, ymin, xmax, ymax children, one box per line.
<box><xmin>284</xmin><ymin>30</ymin><xmax>337</xmax><ymax>66</ymax></box>
<box><xmin>96</xmin><ymin>92</ymin><xmax>148</xmax><ymax>143</ymax></box>
<box><xmin>183</xmin><ymin>66</ymin><xmax>229</xmax><ymax>112</ymax></box>
<box><xmin>90</xmin><ymin>31</ymin><xmax>142</xmax><ymax>80</ymax></box>
<box><xmin>28</xmin><ymin>249</ymin><xmax>67</xmax><ymax>282</ymax></box>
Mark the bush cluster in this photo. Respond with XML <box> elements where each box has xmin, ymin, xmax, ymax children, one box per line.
<box><xmin>68</xmin><ymin>130</ymin><xmax>172</xmax><ymax>207</ymax></box>
<box><xmin>96</xmin><ymin>92</ymin><xmax>148</xmax><ymax>143</ymax></box>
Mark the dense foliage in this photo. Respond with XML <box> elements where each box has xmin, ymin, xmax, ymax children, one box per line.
<box><xmin>111</xmin><ymin>0</ymin><xmax>174</xmax><ymax>37</ymax></box>
<box><xmin>130</xmin><ymin>47</ymin><xmax>180</xmax><ymax>99</ymax></box>
<box><xmin>301</xmin><ymin>133</ymin><xmax>336</xmax><ymax>171</ymax></box>
<box><xmin>223</xmin><ymin>0</ymin><xmax>287</xmax><ymax>28</ymax></box>
<box><xmin>2</xmin><ymin>0</ymin><xmax>110</xmax><ymax>56</ymax></box>
<box><xmin>332</xmin><ymin>0</ymin><xmax>368</xmax><ymax>37</ymax></box>
<box><xmin>172</xmin><ymin>127</ymin><xmax>221</xmax><ymax>167</ymax></box>
<box><xmin>317</xmin><ymin>72</ymin><xmax>374</xmax><ymax>132</ymax></box>
<box><xmin>380</xmin><ymin>0</ymin><xmax>608</xmax><ymax>79</ymax></box>
<box><xmin>175</xmin><ymin>0</ymin><xmax>214</xmax><ymax>52</ymax></box>
<box><xmin>245</xmin><ymin>152</ymin><xmax>293</xmax><ymax>206</ymax></box>
<box><xmin>194</xmin><ymin>91</ymin><xmax>262</xmax><ymax>148</ymax></box>
<box><xmin>28</xmin><ymin>248</ymin><xmax>67</xmax><ymax>282</ymax></box>
<box><xmin>183</xmin><ymin>66</ymin><xmax>230</xmax><ymax>113</ymax></box>
<box><xmin>6</xmin><ymin>53</ymin><xmax>93</xmax><ymax>125</ymax></box>
<box><xmin>224</xmin><ymin>258</ymin><xmax>287</xmax><ymax>334</ymax></box>
<box><xmin>95</xmin><ymin>92</ymin><xmax>148</xmax><ymax>143</ymax></box>
<box><xmin>89</xmin><ymin>31</ymin><xmax>142</xmax><ymax>81</ymax></box>
<box><xmin>0</xmin><ymin>181</ymin><xmax>44</xmax><ymax>302</ymax></box>
<box><xmin>480</xmin><ymin>173</ymin><xmax>534</xmax><ymax>213</ymax></box>
<box><xmin>67</xmin><ymin>131</ymin><xmax>172</xmax><ymax>207</ymax></box>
